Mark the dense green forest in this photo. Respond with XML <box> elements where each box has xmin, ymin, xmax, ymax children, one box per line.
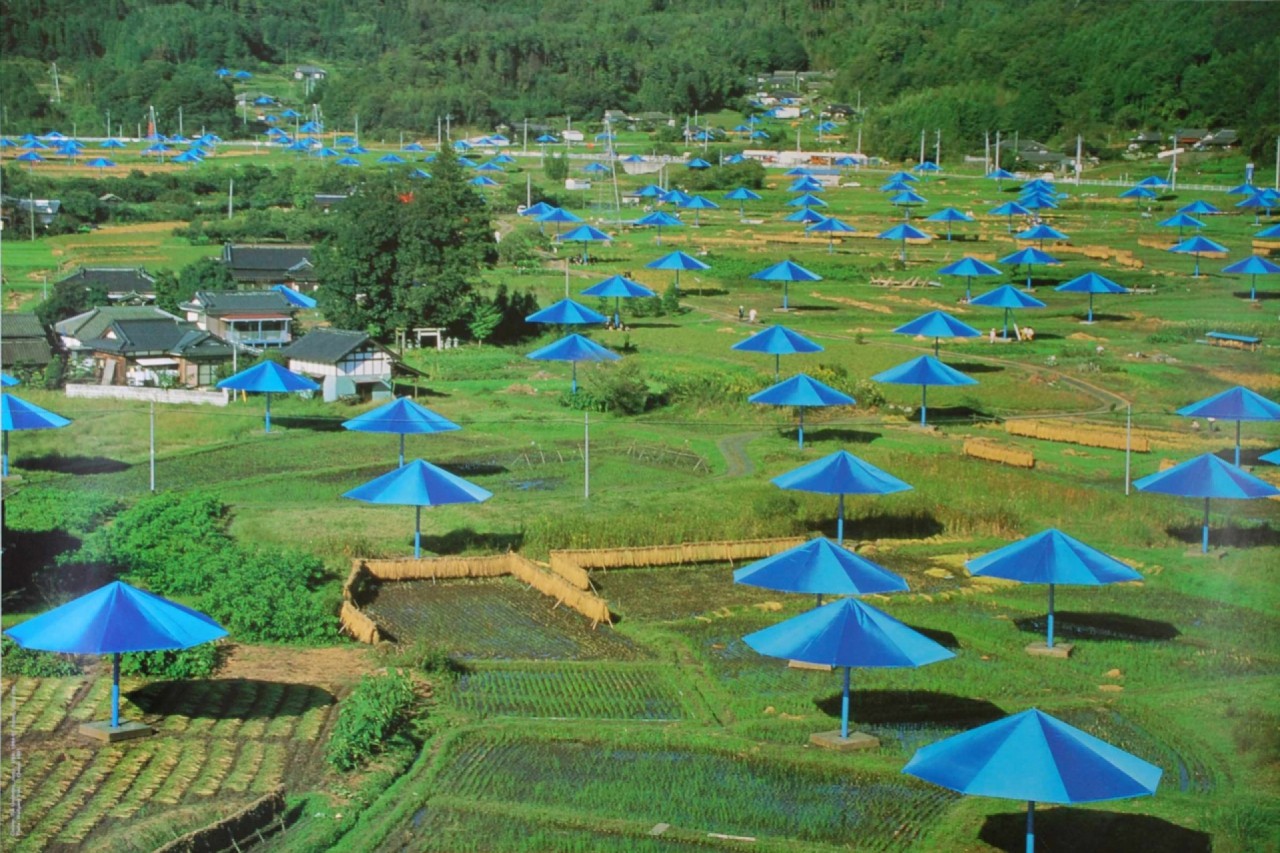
<box><xmin>1</xmin><ymin>0</ymin><xmax>1277</xmax><ymax>157</ymax></box>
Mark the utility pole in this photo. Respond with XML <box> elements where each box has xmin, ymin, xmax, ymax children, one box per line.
<box><xmin>105</xmin><ymin>109</ymin><xmax>110</xmax><ymax>138</ymax></box>
<box><xmin>50</xmin><ymin>62</ymin><xmax>60</xmax><ymax>103</ymax></box>
<box><xmin>227</xmin><ymin>179</ymin><xmax>234</xmax><ymax>219</ymax></box>
<box><xmin>919</xmin><ymin>129</ymin><xmax>925</xmax><ymax>164</ymax></box>
<box><xmin>934</xmin><ymin>128</ymin><xmax>941</xmax><ymax>166</ymax></box>
<box><xmin>29</xmin><ymin>192</ymin><xmax>35</xmax><ymax>241</ymax></box>
<box><xmin>149</xmin><ymin>402</ymin><xmax>156</xmax><ymax>493</ymax></box>
<box><xmin>178</xmin><ymin>106</ymin><xmax>183</xmax><ymax>138</ymax></box>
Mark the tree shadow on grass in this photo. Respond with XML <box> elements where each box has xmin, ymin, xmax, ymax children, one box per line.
<box><xmin>945</xmin><ymin>361</ymin><xmax>1006</xmax><ymax>374</ymax></box>
<box><xmin>855</xmin><ymin>510</ymin><xmax>946</xmax><ymax>540</ymax></box>
<box><xmin>1166</xmin><ymin>522</ymin><xmax>1280</xmax><ymax>549</ymax></box>
<box><xmin>1013</xmin><ymin>611</ymin><xmax>1180</xmax><ymax>642</ymax></box>
<box><xmin>127</xmin><ymin>679</ymin><xmax>334</xmax><ymax>720</ymax></box>
<box><xmin>272</xmin><ymin>415</ymin><xmax>345</xmax><ymax>432</ymax></box>
<box><xmin>416</xmin><ymin>527</ymin><xmax>524</xmax><ymax>556</ymax></box>
<box><xmin>803</xmin><ymin>427</ymin><xmax>881</xmax><ymax>444</ymax></box>
<box><xmin>816</xmin><ymin>689</ymin><xmax>1004</xmax><ymax>726</ymax></box>
<box><xmin>624</xmin><ymin>322</ymin><xmax>680</xmax><ymax>329</ymax></box>
<box><xmin>1235</xmin><ymin>289</ymin><xmax>1280</xmax><ymax>301</ymax></box>
<box><xmin>18</xmin><ymin>454</ymin><xmax>131</xmax><ymax>474</ymax></box>
<box><xmin>978</xmin><ymin>809</ymin><xmax>1210</xmax><ymax>853</ymax></box>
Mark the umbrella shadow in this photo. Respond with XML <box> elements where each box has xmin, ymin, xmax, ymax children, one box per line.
<box><xmin>816</xmin><ymin>689</ymin><xmax>1004</xmax><ymax>726</ymax></box>
<box><xmin>903</xmin><ymin>624</ymin><xmax>962</xmax><ymax>649</ymax></box>
<box><xmin>855</xmin><ymin>510</ymin><xmax>946</xmax><ymax>540</ymax></box>
<box><xmin>906</xmin><ymin>404</ymin><xmax>989</xmax><ymax>422</ymax></box>
<box><xmin>127</xmin><ymin>679</ymin><xmax>335</xmax><ymax>720</ymax></box>
<box><xmin>944</xmin><ymin>362</ymin><xmax>1006</xmax><ymax>375</ymax></box>
<box><xmin>1013</xmin><ymin>611</ymin><xmax>1179</xmax><ymax>642</ymax></box>
<box><xmin>978</xmin><ymin>809</ymin><xmax>1210</xmax><ymax>853</ymax></box>
<box><xmin>1235</xmin><ymin>290</ymin><xmax>1280</xmax><ymax>301</ymax></box>
<box><xmin>272</xmin><ymin>414</ymin><xmax>346</xmax><ymax>432</ymax></box>
<box><xmin>417</xmin><ymin>527</ymin><xmax>524</xmax><ymax>555</ymax></box>
<box><xmin>442</xmin><ymin>460</ymin><xmax>508</xmax><ymax>477</ymax></box>
<box><xmin>1165</xmin><ymin>522</ymin><xmax>1280</xmax><ymax>549</ymax></box>
<box><xmin>17</xmin><ymin>453</ymin><xmax>130</xmax><ymax>474</ymax></box>
<box><xmin>625</xmin><ymin>322</ymin><xmax>679</xmax><ymax>329</ymax></box>
<box><xmin>803</xmin><ymin>427</ymin><xmax>882</xmax><ymax>444</ymax></box>
<box><xmin>1079</xmin><ymin>312</ymin><xmax>1130</xmax><ymax>323</ymax></box>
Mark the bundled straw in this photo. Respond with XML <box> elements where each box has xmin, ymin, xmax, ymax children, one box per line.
<box><xmin>964</xmin><ymin>439</ymin><xmax>1035</xmax><ymax>469</ymax></box>
<box><xmin>1005</xmin><ymin>419</ymin><xmax>1150</xmax><ymax>452</ymax></box>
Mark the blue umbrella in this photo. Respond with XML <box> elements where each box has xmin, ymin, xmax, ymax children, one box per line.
<box><xmin>1177</xmin><ymin>386</ymin><xmax>1280</xmax><ymax>466</ymax></box>
<box><xmin>527</xmin><ymin>333</ymin><xmax>620</xmax><ymax>394</ymax></box>
<box><xmin>1257</xmin><ymin>223</ymin><xmax>1280</xmax><ymax>239</ymax></box>
<box><xmin>1</xmin><ymin>393</ymin><xmax>72</xmax><ymax>476</ymax></box>
<box><xmin>4</xmin><ymin>581</ymin><xmax>227</xmax><ymax>731</ymax></box>
<box><xmin>680</xmin><ymin>194</ymin><xmax>720</xmax><ymax>226</ymax></box>
<box><xmin>880</xmin><ymin>179</ymin><xmax>913</xmax><ymax>194</ymax></box>
<box><xmin>772</xmin><ymin>450</ymin><xmax>911</xmax><ymax>544</ymax></box>
<box><xmin>1136</xmin><ymin>175</ymin><xmax>1169</xmax><ymax>189</ymax></box>
<box><xmin>785</xmin><ymin>207</ymin><xmax>827</xmax><ymax>225</ymax></box>
<box><xmin>99</xmin><ymin>138</ymin><xmax>126</xmax><ymax>149</ymax></box>
<box><xmin>622</xmin><ymin>154</ymin><xmax>646</xmax><ymax>163</ymax></box>
<box><xmin>1179</xmin><ymin>200</ymin><xmax>1220</xmax><ymax>216</ymax></box>
<box><xmin>378</xmin><ymin>153</ymin><xmax>406</xmax><ymax>164</ymax></box>
<box><xmin>914</xmin><ymin>160</ymin><xmax>941</xmax><ymax>177</ymax></box>
<box><xmin>1134</xmin><ymin>453</ymin><xmax>1280</xmax><ymax>553</ymax></box>
<box><xmin>1221</xmin><ymin>255</ymin><xmax>1280</xmax><ymax>301</ymax></box>
<box><xmin>343</xmin><ymin>397</ymin><xmax>461</xmax><ymax>468</ymax></box>
<box><xmin>526</xmin><ymin>297</ymin><xmax>607</xmax><ymax>326</ymax></box>
<box><xmin>1168</xmin><ymin>235</ymin><xmax>1228</xmax><ymax>277</ymax></box>
<box><xmin>403</xmin><ymin>142</ymin><xmax>426</xmax><ymax>152</ymax></box>
<box><xmin>888</xmin><ymin>170</ymin><xmax>918</xmax><ymax>183</ymax></box>
<box><xmin>1054</xmin><ymin>272</ymin><xmax>1128</xmax><ymax>324</ymax></box>
<box><xmin>971</xmin><ymin>285</ymin><xmax>1047</xmax><ymax>339</ymax></box>
<box><xmin>0</xmin><ymin>373</ymin><xmax>17</xmax><ymax>386</ymax></box>
<box><xmin>533</xmin><ymin>209</ymin><xmax>583</xmax><ymax>230</ymax></box>
<box><xmin>734</xmin><ymin>537</ymin><xmax>907</xmax><ymax>596</ymax></box>
<box><xmin>409</xmin><ymin>168</ymin><xmax>432</xmax><ymax>180</ymax></box>
<box><xmin>806</xmin><ymin>216</ymin><xmax>856</xmax><ymax>254</ymax></box>
<box><xmin>1119</xmin><ymin>185</ymin><xmax>1158</xmax><ymax>202</ymax></box>
<box><xmin>1228</xmin><ymin>182</ymin><xmax>1256</xmax><ymax>196</ymax></box>
<box><xmin>86</xmin><ymin>157</ymin><xmax>116</xmax><ymax>170</ymax></box>
<box><xmin>725</xmin><ymin>186</ymin><xmax>763</xmax><ymax>218</ymax></box>
<box><xmin>904</xmin><ymin>709</ymin><xmax>1162</xmax><ymax>853</ymax></box>
<box><xmin>789</xmin><ymin>176</ymin><xmax>824</xmax><ymax>193</ymax></box>
<box><xmin>990</xmin><ymin>201</ymin><xmax>1033</xmax><ymax>233</ymax></box>
<box><xmin>1236</xmin><ymin>192</ymin><xmax>1273</xmax><ymax>224</ymax></box>
<box><xmin>787</xmin><ymin>192</ymin><xmax>828</xmax><ymax>209</ymax></box>
<box><xmin>535</xmin><ymin>134</ymin><xmax>559</xmax><ymax>144</ymax></box>
<box><xmin>925</xmin><ymin>207</ymin><xmax>974</xmax><ymax>240</ymax></box>
<box><xmin>661</xmin><ymin>188</ymin><xmax>693</xmax><ymax>205</ymax></box>
<box><xmin>938</xmin><ymin>256</ymin><xmax>1003</xmax><ymax>301</ymax></box>
<box><xmin>878</xmin><ymin>222</ymin><xmax>932</xmax><ymax>262</ymax></box>
<box><xmin>343</xmin><ymin>459</ymin><xmax>493</xmax><ymax>558</ymax></box>
<box><xmin>751</xmin><ymin>259</ymin><xmax>822</xmax><ymax>311</ymax></box>
<box><xmin>1261</xmin><ymin>448</ymin><xmax>1280</xmax><ymax>465</ymax></box>
<box><xmin>647</xmin><ymin>250</ymin><xmax>710</xmax><ymax>294</ymax></box>
<box><xmin>556</xmin><ymin>224</ymin><xmax>612</xmax><ymax>263</ymax></box>
<box><xmin>893</xmin><ymin>310</ymin><xmax>981</xmax><ymax>357</ymax></box>
<box><xmin>582</xmin><ymin>161</ymin><xmax>610</xmax><ymax>174</ymax></box>
<box><xmin>967</xmin><ymin>529</ymin><xmax>1142</xmax><ymax>649</ymax></box>
<box><xmin>687</xmin><ymin>157</ymin><xmax>712</xmax><ymax>169</ymax></box>
<box><xmin>749</xmin><ymin>374</ymin><xmax>854</xmax><ymax>449</ymax></box>
<box><xmin>890</xmin><ymin>190</ymin><xmax>928</xmax><ymax>219</ymax></box>
<box><xmin>1000</xmin><ymin>246</ymin><xmax>1061</xmax><ymax>291</ymax></box>
<box><xmin>732</xmin><ymin>324</ymin><xmax>823</xmax><ymax>381</ymax></box>
<box><xmin>521</xmin><ymin>201</ymin><xmax>556</xmax><ymax>219</ymax></box>
<box><xmin>469</xmin><ymin>175</ymin><xmax>499</xmax><ymax>186</ymax></box>
<box><xmin>634</xmin><ymin>210</ymin><xmax>683</xmax><ymax>245</ymax></box>
<box><xmin>15</xmin><ymin>151</ymin><xmax>44</xmax><ymax>164</ymax></box>
<box><xmin>873</xmin><ymin>355</ymin><xmax>977</xmax><ymax>426</ymax></box>
<box><xmin>1158</xmin><ymin>213</ymin><xmax>1205</xmax><ymax>239</ymax></box>
<box><xmin>1015</xmin><ymin>223</ymin><xmax>1070</xmax><ymax>249</ymax></box>
<box><xmin>216</xmin><ymin>361</ymin><xmax>320</xmax><ymax>433</ymax></box>
<box><xmin>634</xmin><ymin>184</ymin><xmax>665</xmax><ymax>199</ymax></box>
<box><xmin>745</xmin><ymin>597</ymin><xmax>953</xmax><ymax>739</ymax></box>
<box><xmin>581</xmin><ymin>275</ymin><xmax>656</xmax><ymax>326</ymax></box>
<box><xmin>986</xmin><ymin>167</ymin><xmax>1016</xmax><ymax>188</ymax></box>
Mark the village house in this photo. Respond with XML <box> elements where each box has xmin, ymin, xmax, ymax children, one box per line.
<box><xmin>82</xmin><ymin>318</ymin><xmax>232</xmax><ymax>387</ymax></box>
<box><xmin>282</xmin><ymin>328</ymin><xmax>416</xmax><ymax>403</ymax></box>
<box><xmin>55</xmin><ymin>306</ymin><xmax>180</xmax><ymax>358</ymax></box>
<box><xmin>180</xmin><ymin>290</ymin><xmax>297</xmax><ymax>350</ymax></box>
<box><xmin>219</xmin><ymin>243</ymin><xmax>318</xmax><ymax>290</ymax></box>
<box><xmin>55</xmin><ymin>266</ymin><xmax>157</xmax><ymax>304</ymax></box>
<box><xmin>0</xmin><ymin>312</ymin><xmax>55</xmax><ymax>373</ymax></box>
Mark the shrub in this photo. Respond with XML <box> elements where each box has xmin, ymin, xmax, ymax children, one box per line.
<box><xmin>582</xmin><ymin>361</ymin><xmax>654</xmax><ymax>414</ymax></box>
<box><xmin>120</xmin><ymin>644</ymin><xmax>220</xmax><ymax>679</ymax></box>
<box><xmin>327</xmin><ymin>669</ymin><xmax>418</xmax><ymax>771</ymax></box>
<box><xmin>199</xmin><ymin>548</ymin><xmax>338</xmax><ymax>645</ymax></box>
<box><xmin>0</xmin><ymin>638</ymin><xmax>82</xmax><ymax>677</ymax></box>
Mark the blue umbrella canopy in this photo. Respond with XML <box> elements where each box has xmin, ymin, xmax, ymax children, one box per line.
<box><xmin>745</xmin><ymin>597</ymin><xmax>953</xmax><ymax>738</ymax></box>
<box><xmin>1000</xmin><ymin>246</ymin><xmax>1062</xmax><ymax>291</ymax></box>
<box><xmin>581</xmin><ymin>275</ymin><xmax>656</xmax><ymax>324</ymax></box>
<box><xmin>733</xmin><ymin>324</ymin><xmax>823</xmax><ymax>381</ymax></box>
<box><xmin>939</xmin><ymin>256</ymin><xmax>1003</xmax><ymax>301</ymax></box>
<box><xmin>971</xmin><ymin>284</ymin><xmax>1047</xmax><ymax>339</ymax></box>
<box><xmin>873</xmin><ymin>355</ymin><xmax>977</xmax><ymax>426</ymax></box>
<box><xmin>785</xmin><ymin>207</ymin><xmax>827</xmax><ymax>224</ymax></box>
<box><xmin>527</xmin><ymin>333</ymin><xmax>620</xmax><ymax>393</ymax></box>
<box><xmin>5</xmin><ymin>581</ymin><xmax>227</xmax><ymax>728</ymax></box>
<box><xmin>521</xmin><ymin>201</ymin><xmax>556</xmax><ymax>218</ymax></box>
<box><xmin>1016</xmin><ymin>223</ymin><xmax>1070</xmax><ymax>247</ymax></box>
<box><xmin>526</xmin><ymin>297</ymin><xmax>607</xmax><ymax>326</ymax></box>
<box><xmin>634</xmin><ymin>184</ymin><xmax>665</xmax><ymax>198</ymax></box>
<box><xmin>1176</xmin><ymin>386</ymin><xmax>1280</xmax><ymax>466</ymax></box>
<box><xmin>734</xmin><ymin>537</ymin><xmax>908</xmax><ymax>595</ymax></box>
<box><xmin>967</xmin><ymin>529</ymin><xmax>1142</xmax><ymax>648</ymax></box>
<box><xmin>661</xmin><ymin>188</ymin><xmax>693</xmax><ymax>205</ymax></box>
<box><xmin>679</xmin><ymin>194</ymin><xmax>719</xmax><ymax>226</ymax></box>
<box><xmin>1134</xmin><ymin>453</ymin><xmax>1280</xmax><ymax>553</ymax></box>
<box><xmin>343</xmin><ymin>397</ymin><xmax>461</xmax><ymax>467</ymax></box>
<box><xmin>1168</xmin><ymin>235</ymin><xmax>1228</xmax><ymax>277</ymax></box>
<box><xmin>634</xmin><ymin>209</ymin><xmax>682</xmax><ymax>244</ymax></box>
<box><xmin>1055</xmin><ymin>271</ymin><xmax>1128</xmax><ymax>324</ymax></box>
<box><xmin>787</xmin><ymin>192</ymin><xmax>828</xmax><ymax>209</ymax></box>
<box><xmin>750</xmin><ymin>374</ymin><xmax>855</xmax><ymax>449</ymax></box>
<box><xmin>986</xmin><ymin>167</ymin><xmax>1016</xmax><ymax>182</ymax></box>
<box><xmin>990</xmin><ymin>201</ymin><xmax>1032</xmax><ymax>233</ymax></box>
<box><xmin>878</xmin><ymin>222</ymin><xmax>932</xmax><ymax>262</ymax></box>
<box><xmin>925</xmin><ymin>207</ymin><xmax>974</xmax><ymax>240</ymax></box>
<box><xmin>469</xmin><ymin>175</ymin><xmax>498</xmax><ymax>186</ymax></box>
<box><xmin>1136</xmin><ymin>175</ymin><xmax>1169</xmax><ymax>188</ymax></box>
<box><xmin>216</xmin><ymin>361</ymin><xmax>320</xmax><ymax>433</ymax></box>
<box><xmin>1</xmin><ymin>373</ymin><xmax>18</xmax><ymax>386</ymax></box>
<box><xmin>378</xmin><ymin>153</ymin><xmax>406</xmax><ymax>164</ymax></box>
<box><xmin>556</xmin><ymin>224</ymin><xmax>612</xmax><ymax>262</ymax></box>
<box><xmin>724</xmin><ymin>186</ymin><xmax>763</xmax><ymax>217</ymax></box>
<box><xmin>1179</xmin><ymin>200</ymin><xmax>1220</xmax><ymax>216</ymax></box>
<box><xmin>343</xmin><ymin>459</ymin><xmax>493</xmax><ymax>558</ymax></box>
<box><xmin>1221</xmin><ymin>255</ymin><xmax>1280</xmax><ymax>301</ymax></box>
<box><xmin>751</xmin><ymin>260</ymin><xmax>822</xmax><ymax>310</ymax></box>
<box><xmin>904</xmin><ymin>708</ymin><xmax>1162</xmax><ymax>851</ymax></box>
<box><xmin>880</xmin><ymin>179</ymin><xmax>913</xmax><ymax>193</ymax></box>
<box><xmin>789</xmin><ymin>176</ymin><xmax>824</xmax><ymax>193</ymax></box>
<box><xmin>16</xmin><ymin>151</ymin><xmax>44</xmax><ymax>163</ymax></box>
<box><xmin>893</xmin><ymin>311</ymin><xmax>981</xmax><ymax>357</ymax></box>
<box><xmin>1257</xmin><ymin>223</ymin><xmax>1280</xmax><ymax>239</ymax></box>
<box><xmin>772</xmin><ymin>450</ymin><xmax>911</xmax><ymax>543</ymax></box>
<box><xmin>647</xmin><ymin>250</ymin><xmax>710</xmax><ymax>293</ymax></box>
<box><xmin>1262</xmin><ymin>448</ymin><xmax>1280</xmax><ymax>465</ymax></box>
<box><xmin>1158</xmin><ymin>213</ymin><xmax>1205</xmax><ymax>239</ymax></box>
<box><xmin>687</xmin><ymin>157</ymin><xmax>712</xmax><ymax>169</ymax></box>
<box><xmin>1119</xmin><ymin>185</ymin><xmax>1157</xmax><ymax>201</ymax></box>
<box><xmin>1</xmin><ymin>393</ymin><xmax>72</xmax><ymax>476</ymax></box>
<box><xmin>806</xmin><ymin>216</ymin><xmax>857</xmax><ymax>254</ymax></box>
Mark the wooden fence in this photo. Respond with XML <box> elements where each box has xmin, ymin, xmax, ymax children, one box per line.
<box><xmin>1005</xmin><ymin>419</ymin><xmax>1150</xmax><ymax>452</ymax></box>
<box><xmin>549</xmin><ymin>537</ymin><xmax>806</xmax><ymax>573</ymax></box>
<box><xmin>155</xmin><ymin>787</ymin><xmax>285</xmax><ymax>853</ymax></box>
<box><xmin>964</xmin><ymin>439</ymin><xmax>1035</xmax><ymax>468</ymax></box>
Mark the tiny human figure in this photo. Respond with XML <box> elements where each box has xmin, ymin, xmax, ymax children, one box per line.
<box><xmin>1023</xmin><ymin>326</ymin><xmax>1035</xmax><ymax>342</ymax></box>
<box><xmin>989</xmin><ymin>328</ymin><xmax>997</xmax><ymax>344</ymax></box>
<box><xmin>748</xmin><ymin>308</ymin><xmax>758</xmax><ymax>323</ymax></box>
<box><xmin>738</xmin><ymin>305</ymin><xmax>745</xmax><ymax>321</ymax></box>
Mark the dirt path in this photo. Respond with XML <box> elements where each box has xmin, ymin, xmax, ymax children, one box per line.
<box><xmin>217</xmin><ymin>643</ymin><xmax>374</xmax><ymax>688</ymax></box>
<box><xmin>715</xmin><ymin>432</ymin><xmax>761</xmax><ymax>478</ymax></box>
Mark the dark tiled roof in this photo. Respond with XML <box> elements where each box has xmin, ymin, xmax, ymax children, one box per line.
<box><xmin>282</xmin><ymin>329</ymin><xmax>376</xmax><ymax>364</ymax></box>
<box><xmin>3</xmin><ymin>312</ymin><xmax>49</xmax><ymax>339</ymax></box>
<box><xmin>56</xmin><ymin>307</ymin><xmax>180</xmax><ymax>342</ymax></box>
<box><xmin>183</xmin><ymin>290</ymin><xmax>295</xmax><ymax>317</ymax></box>
<box><xmin>57</xmin><ymin>267</ymin><xmax>156</xmax><ymax>292</ymax></box>
<box><xmin>86</xmin><ymin>319</ymin><xmax>192</xmax><ymax>354</ymax></box>
<box><xmin>1</xmin><ymin>339</ymin><xmax>52</xmax><ymax>367</ymax></box>
<box><xmin>220</xmin><ymin>244</ymin><xmax>316</xmax><ymax>281</ymax></box>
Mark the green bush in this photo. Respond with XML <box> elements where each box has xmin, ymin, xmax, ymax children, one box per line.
<box><xmin>120</xmin><ymin>644</ymin><xmax>220</xmax><ymax>679</ymax></box>
<box><xmin>199</xmin><ymin>548</ymin><xmax>338</xmax><ymax>645</ymax></box>
<box><xmin>327</xmin><ymin>669</ymin><xmax>419</xmax><ymax>771</ymax></box>
<box><xmin>582</xmin><ymin>361</ymin><xmax>654</xmax><ymax>414</ymax></box>
<box><xmin>0</xmin><ymin>638</ymin><xmax>83</xmax><ymax>677</ymax></box>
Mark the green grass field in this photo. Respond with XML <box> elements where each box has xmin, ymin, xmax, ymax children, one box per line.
<box><xmin>3</xmin><ymin>134</ymin><xmax>1278</xmax><ymax>851</ymax></box>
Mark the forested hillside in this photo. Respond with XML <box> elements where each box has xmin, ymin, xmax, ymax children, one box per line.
<box><xmin>2</xmin><ymin>0</ymin><xmax>1277</xmax><ymax>156</ymax></box>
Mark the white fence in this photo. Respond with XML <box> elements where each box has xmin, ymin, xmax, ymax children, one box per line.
<box><xmin>65</xmin><ymin>384</ymin><xmax>230</xmax><ymax>406</ymax></box>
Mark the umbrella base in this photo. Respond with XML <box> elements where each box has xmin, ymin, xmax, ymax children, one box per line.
<box><xmin>788</xmin><ymin>660</ymin><xmax>833</xmax><ymax>671</ymax></box>
<box><xmin>79</xmin><ymin>720</ymin><xmax>154</xmax><ymax>743</ymax></box>
<box><xmin>1025</xmin><ymin>641</ymin><xmax>1073</xmax><ymax>659</ymax></box>
<box><xmin>909</xmin><ymin>423</ymin><xmax>938</xmax><ymax>433</ymax></box>
<box><xmin>810</xmin><ymin>730</ymin><xmax>880</xmax><ymax>751</ymax></box>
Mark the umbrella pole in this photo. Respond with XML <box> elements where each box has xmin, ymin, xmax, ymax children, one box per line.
<box><xmin>1088</xmin><ymin>293</ymin><xmax>1094</xmax><ymax>324</ymax></box>
<box><xmin>1003</xmin><ymin>308</ymin><xmax>1010</xmax><ymax>340</ymax></box>
<box><xmin>572</xmin><ymin>362</ymin><xmax>578</xmax><ymax>394</ymax></box>
<box><xmin>111</xmin><ymin>651</ymin><xmax>121</xmax><ymax>728</ymax></box>
<box><xmin>933</xmin><ymin>337</ymin><xmax>940</xmax><ymax>358</ymax></box>
<box><xmin>920</xmin><ymin>385</ymin><xmax>927</xmax><ymax>426</ymax></box>
<box><xmin>1234</xmin><ymin>420</ymin><xmax>1241</xmax><ymax>466</ymax></box>
<box><xmin>774</xmin><ymin>354</ymin><xmax>780</xmax><ymax>383</ymax></box>
<box><xmin>783</xmin><ymin>282</ymin><xmax>789</xmax><ymax>311</ymax></box>
<box><xmin>798</xmin><ymin>408</ymin><xmax>805</xmax><ymax>449</ymax></box>
<box><xmin>399</xmin><ymin>433</ymin><xmax>406</xmax><ymax>468</ymax></box>
<box><xmin>1202</xmin><ymin>497</ymin><xmax>1210</xmax><ymax>554</ymax></box>
<box><xmin>2</xmin><ymin>431</ymin><xmax>7</xmax><ymax>477</ymax></box>
<box><xmin>837</xmin><ymin>493</ymin><xmax>844</xmax><ymax>545</ymax></box>
<box><xmin>1250</xmin><ymin>275</ymin><xmax>1257</xmax><ymax>302</ymax></box>
<box><xmin>840</xmin><ymin>666</ymin><xmax>851</xmax><ymax>739</ymax></box>
<box><xmin>1026</xmin><ymin>801</ymin><xmax>1035</xmax><ymax>853</ymax></box>
<box><xmin>1046</xmin><ymin>583</ymin><xmax>1055</xmax><ymax>648</ymax></box>
<box><xmin>415</xmin><ymin>505</ymin><xmax>422</xmax><ymax>559</ymax></box>
<box><xmin>265</xmin><ymin>392</ymin><xmax>272</xmax><ymax>433</ymax></box>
